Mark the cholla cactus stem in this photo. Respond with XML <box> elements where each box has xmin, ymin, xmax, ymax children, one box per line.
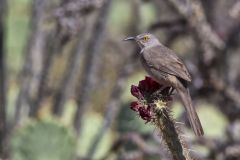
<box><xmin>130</xmin><ymin>77</ymin><xmax>193</xmax><ymax>160</ymax></box>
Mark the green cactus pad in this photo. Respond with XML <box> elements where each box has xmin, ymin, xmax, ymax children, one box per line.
<box><xmin>10</xmin><ymin>119</ymin><xmax>76</xmax><ymax>160</ymax></box>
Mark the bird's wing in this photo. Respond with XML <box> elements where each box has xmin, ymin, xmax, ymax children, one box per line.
<box><xmin>142</xmin><ymin>45</ymin><xmax>192</xmax><ymax>82</ymax></box>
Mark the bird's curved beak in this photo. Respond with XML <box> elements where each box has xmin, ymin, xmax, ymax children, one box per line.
<box><xmin>123</xmin><ymin>36</ymin><xmax>135</xmax><ymax>41</ymax></box>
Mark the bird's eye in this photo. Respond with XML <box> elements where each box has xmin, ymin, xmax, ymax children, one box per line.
<box><xmin>142</xmin><ymin>36</ymin><xmax>149</xmax><ymax>42</ymax></box>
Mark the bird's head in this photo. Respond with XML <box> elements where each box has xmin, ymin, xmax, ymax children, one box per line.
<box><xmin>124</xmin><ymin>33</ymin><xmax>161</xmax><ymax>49</ymax></box>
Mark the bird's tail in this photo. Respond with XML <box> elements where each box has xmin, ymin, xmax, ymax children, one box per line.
<box><xmin>176</xmin><ymin>85</ymin><xmax>204</xmax><ymax>136</ymax></box>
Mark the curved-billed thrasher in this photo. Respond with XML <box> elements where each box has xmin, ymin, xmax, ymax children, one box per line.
<box><xmin>124</xmin><ymin>33</ymin><xmax>204</xmax><ymax>136</ymax></box>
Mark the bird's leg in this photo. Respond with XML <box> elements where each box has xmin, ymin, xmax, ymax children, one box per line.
<box><xmin>169</xmin><ymin>87</ymin><xmax>175</xmax><ymax>95</ymax></box>
<box><xmin>160</xmin><ymin>86</ymin><xmax>172</xmax><ymax>96</ymax></box>
<box><xmin>150</xmin><ymin>86</ymin><xmax>172</xmax><ymax>101</ymax></box>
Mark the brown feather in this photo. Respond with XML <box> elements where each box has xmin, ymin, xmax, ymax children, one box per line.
<box><xmin>176</xmin><ymin>85</ymin><xmax>204</xmax><ymax>136</ymax></box>
<box><xmin>142</xmin><ymin>45</ymin><xmax>192</xmax><ymax>82</ymax></box>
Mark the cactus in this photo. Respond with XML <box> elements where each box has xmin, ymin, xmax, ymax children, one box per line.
<box><xmin>10</xmin><ymin>119</ymin><xmax>76</xmax><ymax>160</ymax></box>
<box><xmin>130</xmin><ymin>77</ymin><xmax>191</xmax><ymax>160</ymax></box>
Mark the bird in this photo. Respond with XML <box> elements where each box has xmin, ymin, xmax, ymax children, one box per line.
<box><xmin>124</xmin><ymin>33</ymin><xmax>204</xmax><ymax>136</ymax></box>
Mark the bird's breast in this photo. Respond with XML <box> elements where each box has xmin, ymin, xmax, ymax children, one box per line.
<box><xmin>140</xmin><ymin>54</ymin><xmax>172</xmax><ymax>86</ymax></box>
